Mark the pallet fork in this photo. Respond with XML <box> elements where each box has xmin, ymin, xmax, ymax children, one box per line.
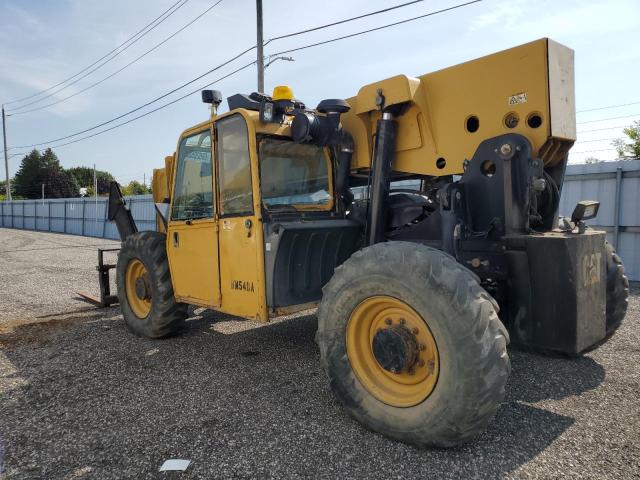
<box><xmin>77</xmin><ymin>182</ymin><xmax>138</xmax><ymax>308</ymax></box>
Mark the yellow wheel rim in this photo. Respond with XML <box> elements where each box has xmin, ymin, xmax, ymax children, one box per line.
<box><xmin>346</xmin><ymin>296</ymin><xmax>439</xmax><ymax>408</ymax></box>
<box><xmin>125</xmin><ymin>258</ymin><xmax>152</xmax><ymax>319</ymax></box>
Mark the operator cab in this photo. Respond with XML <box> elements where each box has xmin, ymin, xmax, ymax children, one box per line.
<box><xmin>162</xmin><ymin>86</ymin><xmax>360</xmax><ymax>322</ymax></box>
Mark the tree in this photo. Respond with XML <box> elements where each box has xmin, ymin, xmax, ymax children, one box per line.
<box><xmin>612</xmin><ymin>121</ymin><xmax>640</xmax><ymax>159</ymax></box>
<box><xmin>585</xmin><ymin>156</ymin><xmax>603</xmax><ymax>164</ymax></box>
<box><xmin>68</xmin><ymin>166</ymin><xmax>115</xmax><ymax>195</ymax></box>
<box><xmin>13</xmin><ymin>149</ymin><xmax>79</xmax><ymax>199</ymax></box>
<box><xmin>0</xmin><ymin>178</ymin><xmax>19</xmax><ymax>200</ymax></box>
<box><xmin>121</xmin><ymin>180</ymin><xmax>151</xmax><ymax>196</ymax></box>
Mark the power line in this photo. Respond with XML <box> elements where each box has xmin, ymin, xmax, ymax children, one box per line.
<box><xmin>9</xmin><ymin>0</ymin><xmax>480</xmax><ymax>151</ymax></box>
<box><xmin>577</xmin><ymin>101</ymin><xmax>640</xmax><ymax>113</ymax></box>
<box><xmin>571</xmin><ymin>148</ymin><xmax>617</xmax><ymax>154</ymax></box>
<box><xmin>4</xmin><ymin>0</ymin><xmax>188</xmax><ymax>108</ymax></box>
<box><xmin>575</xmin><ymin>137</ymin><xmax>617</xmax><ymax>144</ymax></box>
<box><xmin>267</xmin><ymin>0</ymin><xmax>482</xmax><ymax>58</ymax></box>
<box><xmin>9</xmin><ymin>46</ymin><xmax>256</xmax><ymax>150</ymax></box>
<box><xmin>577</xmin><ymin>125</ymin><xmax>628</xmax><ymax>134</ymax></box>
<box><xmin>577</xmin><ymin>113</ymin><xmax>640</xmax><ymax>125</ymax></box>
<box><xmin>7</xmin><ymin>0</ymin><xmax>434</xmax><ymax>122</ymax></box>
<box><xmin>34</xmin><ymin>61</ymin><xmax>256</xmax><ymax>151</ymax></box>
<box><xmin>265</xmin><ymin>0</ymin><xmax>428</xmax><ymax>44</ymax></box>
<box><xmin>4</xmin><ymin>0</ymin><xmax>190</xmax><ymax>111</ymax></box>
<box><xmin>9</xmin><ymin>0</ymin><xmax>223</xmax><ymax>116</ymax></box>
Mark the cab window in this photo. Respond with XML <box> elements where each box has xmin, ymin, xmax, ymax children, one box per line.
<box><xmin>259</xmin><ymin>139</ymin><xmax>330</xmax><ymax>208</ymax></box>
<box><xmin>171</xmin><ymin>130</ymin><xmax>213</xmax><ymax>221</ymax></box>
<box><xmin>217</xmin><ymin>115</ymin><xmax>253</xmax><ymax>216</ymax></box>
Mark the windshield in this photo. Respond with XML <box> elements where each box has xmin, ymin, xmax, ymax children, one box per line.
<box><xmin>259</xmin><ymin>139</ymin><xmax>331</xmax><ymax>208</ymax></box>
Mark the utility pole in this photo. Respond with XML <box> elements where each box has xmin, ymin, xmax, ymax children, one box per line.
<box><xmin>93</xmin><ymin>163</ymin><xmax>98</xmax><ymax>223</ymax></box>
<box><xmin>42</xmin><ymin>183</ymin><xmax>45</xmax><ymax>205</ymax></box>
<box><xmin>256</xmin><ymin>0</ymin><xmax>264</xmax><ymax>93</ymax></box>
<box><xmin>2</xmin><ymin>106</ymin><xmax>11</xmax><ymax>201</ymax></box>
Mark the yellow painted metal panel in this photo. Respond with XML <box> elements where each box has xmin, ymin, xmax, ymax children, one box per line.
<box><xmin>164</xmin><ymin>111</ymin><xmax>275</xmax><ymax>320</ymax></box>
<box><xmin>152</xmin><ymin>168</ymin><xmax>168</xmax><ymax>204</ymax></box>
<box><xmin>217</xmin><ymin>216</ymin><xmax>265</xmax><ymax>320</ymax></box>
<box><xmin>342</xmin><ymin>38</ymin><xmax>573</xmax><ymax>176</ymax></box>
<box><xmin>152</xmin><ymin>168</ymin><xmax>168</xmax><ymax>233</ymax></box>
<box><xmin>166</xmin><ymin>126</ymin><xmax>220</xmax><ymax>308</ymax></box>
<box><xmin>215</xmin><ymin>111</ymin><xmax>268</xmax><ymax>322</ymax></box>
<box><xmin>167</xmin><ymin>219</ymin><xmax>221</xmax><ymax>307</ymax></box>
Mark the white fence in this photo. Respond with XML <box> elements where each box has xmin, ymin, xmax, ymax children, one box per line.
<box><xmin>1</xmin><ymin>161</ymin><xmax>638</xmax><ymax>280</ymax></box>
<box><xmin>0</xmin><ymin>195</ymin><xmax>156</xmax><ymax>240</ymax></box>
<box><xmin>560</xmin><ymin>161</ymin><xmax>640</xmax><ymax>280</ymax></box>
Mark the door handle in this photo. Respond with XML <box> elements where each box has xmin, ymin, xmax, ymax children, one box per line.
<box><xmin>173</xmin><ymin>231</ymin><xmax>179</xmax><ymax>247</ymax></box>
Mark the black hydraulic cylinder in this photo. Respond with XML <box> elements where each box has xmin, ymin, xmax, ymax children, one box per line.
<box><xmin>336</xmin><ymin>131</ymin><xmax>354</xmax><ymax>211</ymax></box>
<box><xmin>367</xmin><ymin>112</ymin><xmax>397</xmax><ymax>245</ymax></box>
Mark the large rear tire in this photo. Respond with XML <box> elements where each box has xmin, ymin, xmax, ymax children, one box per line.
<box><xmin>604</xmin><ymin>242</ymin><xmax>629</xmax><ymax>337</ymax></box>
<box><xmin>317</xmin><ymin>242</ymin><xmax>510</xmax><ymax>447</ymax></box>
<box><xmin>116</xmin><ymin>231</ymin><xmax>187</xmax><ymax>338</ymax></box>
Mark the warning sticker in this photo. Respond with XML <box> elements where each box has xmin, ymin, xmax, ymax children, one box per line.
<box><xmin>508</xmin><ymin>92</ymin><xmax>528</xmax><ymax>105</ymax></box>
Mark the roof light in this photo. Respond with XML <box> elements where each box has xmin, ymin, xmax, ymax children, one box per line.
<box><xmin>272</xmin><ymin>85</ymin><xmax>294</xmax><ymax>101</ymax></box>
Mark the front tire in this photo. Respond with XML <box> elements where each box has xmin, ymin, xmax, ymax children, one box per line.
<box><xmin>116</xmin><ymin>231</ymin><xmax>187</xmax><ymax>338</ymax></box>
<box><xmin>317</xmin><ymin>242</ymin><xmax>510</xmax><ymax>447</ymax></box>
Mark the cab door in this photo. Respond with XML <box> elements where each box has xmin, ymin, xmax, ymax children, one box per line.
<box><xmin>166</xmin><ymin>128</ymin><xmax>221</xmax><ymax>307</ymax></box>
<box><xmin>214</xmin><ymin>113</ymin><xmax>267</xmax><ymax>321</ymax></box>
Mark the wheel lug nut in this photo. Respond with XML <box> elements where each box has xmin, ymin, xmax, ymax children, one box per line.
<box><xmin>411</xmin><ymin>327</ymin><xmax>419</xmax><ymax>335</ymax></box>
<box><xmin>418</xmin><ymin>359</ymin><xmax>425</xmax><ymax>367</ymax></box>
<box><xmin>385</xmin><ymin>318</ymin><xmax>392</xmax><ymax>325</ymax></box>
<box><xmin>408</xmin><ymin>367</ymin><xmax>415</xmax><ymax>375</ymax></box>
<box><xmin>399</xmin><ymin>318</ymin><xmax>406</xmax><ymax>325</ymax></box>
<box><xmin>419</xmin><ymin>344</ymin><xmax>426</xmax><ymax>351</ymax></box>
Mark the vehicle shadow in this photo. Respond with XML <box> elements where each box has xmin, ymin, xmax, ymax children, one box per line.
<box><xmin>179</xmin><ymin>309</ymin><xmax>604</xmax><ymax>477</ymax></box>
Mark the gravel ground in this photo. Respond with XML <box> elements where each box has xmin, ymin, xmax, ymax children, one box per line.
<box><xmin>0</xmin><ymin>229</ymin><xmax>119</xmax><ymax>321</ymax></box>
<box><xmin>0</xmin><ymin>228</ymin><xmax>639</xmax><ymax>479</ymax></box>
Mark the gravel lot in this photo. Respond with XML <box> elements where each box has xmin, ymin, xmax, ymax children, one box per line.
<box><xmin>0</xmin><ymin>228</ymin><xmax>639</xmax><ymax>479</ymax></box>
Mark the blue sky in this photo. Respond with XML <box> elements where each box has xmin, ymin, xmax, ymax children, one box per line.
<box><xmin>1</xmin><ymin>0</ymin><xmax>639</xmax><ymax>184</ymax></box>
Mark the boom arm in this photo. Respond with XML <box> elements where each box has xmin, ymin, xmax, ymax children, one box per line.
<box><xmin>340</xmin><ymin>38</ymin><xmax>575</xmax><ymax>177</ymax></box>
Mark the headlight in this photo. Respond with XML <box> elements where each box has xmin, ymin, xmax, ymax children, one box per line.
<box><xmin>571</xmin><ymin>200</ymin><xmax>600</xmax><ymax>223</ymax></box>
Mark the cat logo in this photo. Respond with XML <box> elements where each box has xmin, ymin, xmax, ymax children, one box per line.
<box><xmin>582</xmin><ymin>252</ymin><xmax>602</xmax><ymax>287</ymax></box>
<box><xmin>231</xmin><ymin>280</ymin><xmax>255</xmax><ymax>292</ymax></box>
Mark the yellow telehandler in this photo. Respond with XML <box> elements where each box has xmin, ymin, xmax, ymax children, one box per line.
<box><xmin>103</xmin><ymin>38</ymin><xmax>628</xmax><ymax>447</ymax></box>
